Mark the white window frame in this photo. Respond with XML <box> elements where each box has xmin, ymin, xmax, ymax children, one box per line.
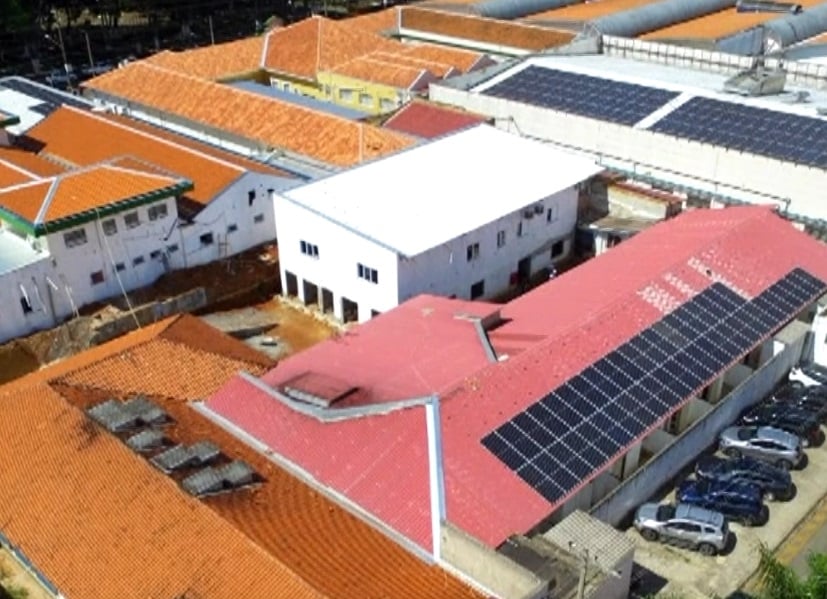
<box><xmin>63</xmin><ymin>228</ymin><xmax>88</xmax><ymax>248</ymax></box>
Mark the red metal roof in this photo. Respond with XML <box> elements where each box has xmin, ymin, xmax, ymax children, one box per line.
<box><xmin>206</xmin><ymin>206</ymin><xmax>827</xmax><ymax>552</ymax></box>
<box><xmin>382</xmin><ymin>101</ymin><xmax>490</xmax><ymax>140</ymax></box>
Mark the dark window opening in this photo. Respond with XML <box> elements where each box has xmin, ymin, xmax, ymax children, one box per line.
<box><xmin>471</xmin><ymin>280</ymin><xmax>485</xmax><ymax>299</ymax></box>
<box><xmin>200</xmin><ymin>232</ymin><xmax>214</xmax><ymax>246</ymax></box>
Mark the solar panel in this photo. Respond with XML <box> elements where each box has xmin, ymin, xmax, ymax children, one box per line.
<box><xmin>650</xmin><ymin>97</ymin><xmax>827</xmax><ymax>168</ymax></box>
<box><xmin>182</xmin><ymin>460</ymin><xmax>257</xmax><ymax>497</ymax></box>
<box><xmin>482</xmin><ymin>268</ymin><xmax>826</xmax><ymax>504</ymax></box>
<box><xmin>126</xmin><ymin>429</ymin><xmax>166</xmax><ymax>453</ymax></box>
<box><xmin>150</xmin><ymin>441</ymin><xmax>221</xmax><ymax>472</ymax></box>
<box><xmin>481</xmin><ymin>66</ymin><xmax>679</xmax><ymax>126</ymax></box>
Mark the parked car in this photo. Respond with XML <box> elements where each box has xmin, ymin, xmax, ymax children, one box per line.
<box><xmin>739</xmin><ymin>404</ymin><xmax>823</xmax><ymax>447</ymax></box>
<box><xmin>695</xmin><ymin>455</ymin><xmax>794</xmax><ymax>502</ymax></box>
<box><xmin>790</xmin><ymin>364</ymin><xmax>827</xmax><ymax>387</ymax></box>
<box><xmin>633</xmin><ymin>502</ymin><xmax>732</xmax><ymax>556</ymax></box>
<box><xmin>719</xmin><ymin>425</ymin><xmax>804</xmax><ymax>470</ymax></box>
<box><xmin>676</xmin><ymin>478</ymin><xmax>769</xmax><ymax>526</ymax></box>
<box><xmin>767</xmin><ymin>383</ymin><xmax>827</xmax><ymax>422</ymax></box>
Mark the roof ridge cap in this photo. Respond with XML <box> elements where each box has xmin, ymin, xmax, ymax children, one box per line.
<box><xmin>99</xmin><ymin>162</ymin><xmax>182</xmax><ymax>185</ymax></box>
<box><xmin>33</xmin><ymin>176</ymin><xmax>61</xmax><ymax>225</ymax></box>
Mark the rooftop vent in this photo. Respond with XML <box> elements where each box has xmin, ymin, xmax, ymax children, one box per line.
<box><xmin>182</xmin><ymin>460</ymin><xmax>259</xmax><ymax>497</ymax></box>
<box><xmin>723</xmin><ymin>66</ymin><xmax>787</xmax><ymax>96</ymax></box>
<box><xmin>282</xmin><ymin>372</ymin><xmax>359</xmax><ymax>408</ymax></box>
<box><xmin>150</xmin><ymin>441</ymin><xmax>222</xmax><ymax>473</ymax></box>
<box><xmin>126</xmin><ymin>429</ymin><xmax>167</xmax><ymax>453</ymax></box>
<box><xmin>86</xmin><ymin>396</ymin><xmax>170</xmax><ymax>432</ymax></box>
<box><xmin>736</xmin><ymin>0</ymin><xmax>803</xmax><ymax>14</ymax></box>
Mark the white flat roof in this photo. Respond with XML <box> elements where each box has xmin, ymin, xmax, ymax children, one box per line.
<box><xmin>482</xmin><ymin>54</ymin><xmax>827</xmax><ymax>120</ymax></box>
<box><xmin>283</xmin><ymin>125</ymin><xmax>602</xmax><ymax>256</ymax></box>
<box><xmin>0</xmin><ymin>229</ymin><xmax>47</xmax><ymax>276</ymax></box>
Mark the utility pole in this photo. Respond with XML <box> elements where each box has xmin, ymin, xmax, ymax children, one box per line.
<box><xmin>208</xmin><ymin>15</ymin><xmax>215</xmax><ymax>45</ymax></box>
<box><xmin>83</xmin><ymin>30</ymin><xmax>94</xmax><ymax>70</ymax></box>
<box><xmin>55</xmin><ymin>22</ymin><xmax>69</xmax><ymax>78</ymax></box>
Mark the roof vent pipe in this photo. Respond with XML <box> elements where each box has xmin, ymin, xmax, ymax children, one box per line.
<box><xmin>718</xmin><ymin>3</ymin><xmax>827</xmax><ymax>54</ymax></box>
<box><xmin>474</xmin><ymin>0</ymin><xmax>581</xmax><ymax>22</ymax></box>
<box><xmin>590</xmin><ymin>0</ymin><xmax>736</xmax><ymax>38</ymax></box>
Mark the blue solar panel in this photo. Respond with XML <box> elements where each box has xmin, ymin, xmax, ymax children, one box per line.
<box><xmin>481</xmin><ymin>268</ymin><xmax>826</xmax><ymax>504</ymax></box>
<box><xmin>481</xmin><ymin>66</ymin><xmax>680</xmax><ymax>126</ymax></box>
<box><xmin>650</xmin><ymin>96</ymin><xmax>827</xmax><ymax>168</ymax></box>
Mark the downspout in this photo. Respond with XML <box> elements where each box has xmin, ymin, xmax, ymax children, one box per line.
<box><xmin>425</xmin><ymin>394</ymin><xmax>447</xmax><ymax>561</ymax></box>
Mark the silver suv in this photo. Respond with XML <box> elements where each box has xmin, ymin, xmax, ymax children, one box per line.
<box><xmin>634</xmin><ymin>503</ymin><xmax>731</xmax><ymax>556</ymax></box>
<box><xmin>719</xmin><ymin>425</ymin><xmax>804</xmax><ymax>470</ymax></box>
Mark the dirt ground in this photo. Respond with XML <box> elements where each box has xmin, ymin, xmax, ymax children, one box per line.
<box><xmin>0</xmin><ymin>548</ymin><xmax>54</xmax><ymax>599</ymax></box>
<box><xmin>258</xmin><ymin>296</ymin><xmax>340</xmax><ymax>353</ymax></box>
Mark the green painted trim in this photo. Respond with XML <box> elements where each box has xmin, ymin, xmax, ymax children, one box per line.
<box><xmin>0</xmin><ymin>206</ymin><xmax>35</xmax><ymax>235</ymax></box>
<box><xmin>0</xmin><ymin>179</ymin><xmax>193</xmax><ymax>237</ymax></box>
<box><xmin>0</xmin><ymin>112</ymin><xmax>21</xmax><ymax>127</ymax></box>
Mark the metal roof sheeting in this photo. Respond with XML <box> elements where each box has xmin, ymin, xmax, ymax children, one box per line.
<box><xmin>592</xmin><ymin>0</ymin><xmax>736</xmax><ymax>37</ymax></box>
<box><xmin>476</xmin><ymin>0</ymin><xmax>581</xmax><ymax>21</ymax></box>
<box><xmin>718</xmin><ymin>2</ymin><xmax>827</xmax><ymax>54</ymax></box>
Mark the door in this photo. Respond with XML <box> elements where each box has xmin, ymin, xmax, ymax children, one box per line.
<box><xmin>517</xmin><ymin>256</ymin><xmax>531</xmax><ymax>287</ymax></box>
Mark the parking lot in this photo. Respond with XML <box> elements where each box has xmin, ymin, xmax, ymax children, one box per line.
<box><xmin>628</xmin><ymin>386</ymin><xmax>827</xmax><ymax>598</ymax></box>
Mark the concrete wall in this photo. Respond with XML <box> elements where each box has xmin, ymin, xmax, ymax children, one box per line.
<box><xmin>397</xmin><ymin>188</ymin><xmax>577</xmax><ymax>305</ymax></box>
<box><xmin>0</xmin><ymin>255</ymin><xmax>59</xmax><ymax>343</ymax></box>
<box><xmin>274</xmin><ymin>193</ymin><xmax>401</xmax><ymax>322</ymax></box>
<box><xmin>429</xmin><ymin>84</ymin><xmax>827</xmax><ymax>223</ymax></box>
<box><xmin>440</xmin><ymin>523</ymin><xmax>547</xmax><ymax>599</ymax></box>
<box><xmin>180</xmin><ymin>172</ymin><xmax>280</xmax><ymax>268</ymax></box>
<box><xmin>587</xmin><ymin>548</ymin><xmax>635</xmax><ymax>599</ymax></box>
<box><xmin>318</xmin><ymin>71</ymin><xmax>411</xmax><ymax>114</ymax></box>
<box><xmin>590</xmin><ymin>322</ymin><xmax>808</xmax><ymax>526</ymax></box>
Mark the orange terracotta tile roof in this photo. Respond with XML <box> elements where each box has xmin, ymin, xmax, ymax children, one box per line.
<box><xmin>0</xmin><ymin>164</ymin><xmax>186</xmax><ymax>225</ymax></box>
<box><xmin>400</xmin><ymin>43</ymin><xmax>489</xmax><ymax>72</ymax></box>
<box><xmin>262</xmin><ymin>15</ymin><xmax>401</xmax><ymax>80</ymax></box>
<box><xmin>0</xmin><ymin>383</ymin><xmax>323</xmax><ymax>599</ymax></box>
<box><xmin>808</xmin><ymin>31</ymin><xmax>827</xmax><ymax>44</ymax></box>
<box><xmin>0</xmin><ymin>157</ymin><xmax>35</xmax><ymax>188</ymax></box>
<box><xmin>26</xmin><ymin>106</ymin><xmax>249</xmax><ymax>205</ymax></box>
<box><xmin>526</xmin><ymin>0</ymin><xmax>654</xmax><ymax>21</ymax></box>
<box><xmin>347</xmin><ymin>7</ymin><xmax>401</xmax><ymax>34</ymax></box>
<box><xmin>331</xmin><ymin>55</ymin><xmax>433</xmax><ymax>89</ymax></box>
<box><xmin>1</xmin><ymin>315</ymin><xmax>486</xmax><ymax>599</ymax></box>
<box><xmin>0</xmin><ymin>145</ymin><xmax>67</xmax><ymax>177</ymax></box>
<box><xmin>399</xmin><ymin>7</ymin><xmax>577</xmax><ymax>50</ymax></box>
<box><xmin>15</xmin><ymin>314</ymin><xmax>273</xmax><ymax>397</ymax></box>
<box><xmin>83</xmin><ymin>62</ymin><xmax>417</xmax><ymax>167</ymax></box>
<box><xmin>369</xmin><ymin>50</ymin><xmax>459</xmax><ymax>77</ymax></box>
<box><xmin>145</xmin><ymin>36</ymin><xmax>265</xmax><ymax>80</ymax></box>
<box><xmin>642</xmin><ymin>0</ymin><xmax>824</xmax><ymax>40</ymax></box>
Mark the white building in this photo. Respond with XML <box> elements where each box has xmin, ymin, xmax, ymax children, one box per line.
<box><xmin>276</xmin><ymin>125</ymin><xmax>602</xmax><ymax>322</ymax></box>
<box><xmin>0</xmin><ymin>162</ymin><xmax>191</xmax><ymax>342</ymax></box>
<box><xmin>430</xmin><ymin>38</ymin><xmax>827</xmax><ymax>229</ymax></box>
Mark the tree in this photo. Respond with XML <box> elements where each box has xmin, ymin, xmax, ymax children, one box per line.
<box><xmin>756</xmin><ymin>543</ymin><xmax>827</xmax><ymax>599</ymax></box>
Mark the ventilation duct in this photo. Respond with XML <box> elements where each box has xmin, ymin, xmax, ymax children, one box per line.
<box><xmin>475</xmin><ymin>0</ymin><xmax>581</xmax><ymax>21</ymax></box>
<box><xmin>723</xmin><ymin>66</ymin><xmax>787</xmax><ymax>95</ymax></box>
<box><xmin>590</xmin><ymin>0</ymin><xmax>736</xmax><ymax>38</ymax></box>
<box><xmin>736</xmin><ymin>0</ymin><xmax>803</xmax><ymax>14</ymax></box>
<box><xmin>718</xmin><ymin>3</ymin><xmax>827</xmax><ymax>55</ymax></box>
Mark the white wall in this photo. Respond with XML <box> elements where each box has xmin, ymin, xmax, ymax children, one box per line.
<box><xmin>397</xmin><ymin>189</ymin><xmax>577</xmax><ymax>303</ymax></box>
<box><xmin>0</xmin><ymin>257</ymin><xmax>58</xmax><ymax>342</ymax></box>
<box><xmin>275</xmin><ymin>194</ymin><xmax>400</xmax><ymax>322</ymax></box>
<box><xmin>429</xmin><ymin>86</ymin><xmax>827</xmax><ymax>222</ymax></box>
<box><xmin>179</xmin><ymin>172</ymin><xmax>280</xmax><ymax>268</ymax></box>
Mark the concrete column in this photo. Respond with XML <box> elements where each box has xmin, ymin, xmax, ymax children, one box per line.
<box><xmin>622</xmin><ymin>442</ymin><xmax>642</xmax><ymax>479</ymax></box>
<box><xmin>279</xmin><ymin>268</ymin><xmax>288</xmax><ymax>298</ymax></box>
<box><xmin>679</xmin><ymin>398</ymin><xmax>713</xmax><ymax>432</ymax></box>
<box><xmin>333</xmin><ymin>293</ymin><xmax>344</xmax><ymax>322</ymax></box>
<box><xmin>706</xmin><ymin>375</ymin><xmax>725</xmax><ymax>404</ymax></box>
<box><xmin>297</xmin><ymin>277</ymin><xmax>306</xmax><ymax>303</ymax></box>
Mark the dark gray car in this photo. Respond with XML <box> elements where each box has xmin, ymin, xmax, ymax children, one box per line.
<box><xmin>719</xmin><ymin>426</ymin><xmax>804</xmax><ymax>470</ymax></box>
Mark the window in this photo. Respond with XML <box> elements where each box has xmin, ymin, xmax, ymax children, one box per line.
<box><xmin>148</xmin><ymin>203</ymin><xmax>168</xmax><ymax>221</ymax></box>
<box><xmin>200</xmin><ymin>232</ymin><xmax>214</xmax><ymax>246</ymax></box>
<box><xmin>248</xmin><ymin>190</ymin><xmax>256</xmax><ymax>206</ymax></box>
<box><xmin>63</xmin><ymin>228</ymin><xmax>88</xmax><ymax>248</ymax></box>
<box><xmin>227</xmin><ymin>223</ymin><xmax>238</xmax><ymax>234</ymax></box>
<box><xmin>20</xmin><ymin>295</ymin><xmax>32</xmax><ymax>314</ymax></box>
<box><xmin>114</xmin><ymin>262</ymin><xmax>125</xmax><ymax>272</ymax></box>
<box><xmin>133</xmin><ymin>255</ymin><xmax>145</xmax><ymax>266</ymax></box>
<box><xmin>90</xmin><ymin>270</ymin><xmax>104</xmax><ymax>285</ymax></box>
<box><xmin>166</xmin><ymin>243</ymin><xmax>179</xmax><ymax>253</ymax></box>
<box><xmin>517</xmin><ymin>221</ymin><xmax>524</xmax><ymax>238</ymax></box>
<box><xmin>254</xmin><ymin>213</ymin><xmax>265</xmax><ymax>224</ymax></box>
<box><xmin>380</xmin><ymin>98</ymin><xmax>396</xmax><ymax>112</ymax></box>
<box><xmin>546</xmin><ymin>205</ymin><xmax>559</xmax><ymax>223</ymax></box>
<box><xmin>124</xmin><ymin>211</ymin><xmax>140</xmax><ymax>229</ymax></box>
<box><xmin>357</xmin><ymin>263</ymin><xmax>379</xmax><ymax>284</ymax></box>
<box><xmin>339</xmin><ymin>89</ymin><xmax>354</xmax><ymax>102</ymax></box>
<box><xmin>551</xmin><ymin>239</ymin><xmax>565</xmax><ymax>258</ymax></box>
<box><xmin>359</xmin><ymin>92</ymin><xmax>373</xmax><ymax>107</ymax></box>
<box><xmin>102</xmin><ymin>219</ymin><xmax>117</xmax><ymax>236</ymax></box>
<box><xmin>470</xmin><ymin>279</ymin><xmax>485</xmax><ymax>299</ymax></box>
<box><xmin>300</xmin><ymin>240</ymin><xmax>319</xmax><ymax>258</ymax></box>
<box><xmin>466</xmin><ymin>242</ymin><xmax>480</xmax><ymax>262</ymax></box>
<box><xmin>496</xmin><ymin>230</ymin><xmax>506</xmax><ymax>248</ymax></box>
<box><xmin>150</xmin><ymin>249</ymin><xmax>162</xmax><ymax>260</ymax></box>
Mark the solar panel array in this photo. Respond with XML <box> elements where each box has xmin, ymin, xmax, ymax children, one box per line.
<box><xmin>481</xmin><ymin>66</ymin><xmax>680</xmax><ymax>126</ymax></box>
<box><xmin>650</xmin><ymin>97</ymin><xmax>827</xmax><ymax>168</ymax></box>
<box><xmin>482</xmin><ymin>268</ymin><xmax>826</xmax><ymax>504</ymax></box>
